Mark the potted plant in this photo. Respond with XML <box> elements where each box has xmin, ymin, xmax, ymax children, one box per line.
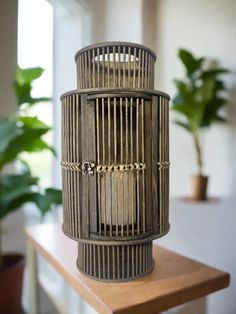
<box><xmin>0</xmin><ymin>66</ymin><xmax>62</xmax><ymax>313</ymax></box>
<box><xmin>172</xmin><ymin>49</ymin><xmax>229</xmax><ymax>201</ymax></box>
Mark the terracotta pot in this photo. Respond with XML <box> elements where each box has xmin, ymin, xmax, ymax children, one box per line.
<box><xmin>191</xmin><ymin>175</ymin><xmax>208</xmax><ymax>201</ymax></box>
<box><xmin>0</xmin><ymin>254</ymin><xmax>25</xmax><ymax>314</ymax></box>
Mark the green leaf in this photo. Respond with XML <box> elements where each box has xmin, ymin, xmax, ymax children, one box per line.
<box><xmin>0</xmin><ymin>119</ymin><xmax>18</xmax><ymax>153</ymax></box>
<box><xmin>172</xmin><ymin>103</ymin><xmax>193</xmax><ymax>119</ymax></box>
<box><xmin>0</xmin><ymin>117</ymin><xmax>53</xmax><ymax>168</ymax></box>
<box><xmin>16</xmin><ymin>66</ymin><xmax>44</xmax><ymax>85</ymax></box>
<box><xmin>0</xmin><ymin>65</ymin><xmax>60</xmax><ymax>221</ymax></box>
<box><xmin>18</xmin><ymin>116</ymin><xmax>48</xmax><ymax>129</ymax></box>
<box><xmin>0</xmin><ymin>174</ymin><xmax>38</xmax><ymax>203</ymax></box>
<box><xmin>0</xmin><ymin>138</ymin><xmax>52</xmax><ymax>168</ymax></box>
<box><xmin>0</xmin><ymin>173</ymin><xmax>39</xmax><ymax>219</ymax></box>
<box><xmin>178</xmin><ymin>49</ymin><xmax>204</xmax><ymax>77</ymax></box>
<box><xmin>13</xmin><ymin>82</ymin><xmax>32</xmax><ymax>106</ymax></box>
<box><xmin>31</xmin><ymin>188</ymin><xmax>62</xmax><ymax>216</ymax></box>
<box><xmin>0</xmin><ymin>169</ymin><xmax>62</xmax><ymax>219</ymax></box>
<box><xmin>214</xmin><ymin>80</ymin><xmax>225</xmax><ymax>91</ymax></box>
<box><xmin>173</xmin><ymin>80</ymin><xmax>191</xmax><ymax>99</ymax></box>
<box><xmin>28</xmin><ymin>97</ymin><xmax>51</xmax><ymax>105</ymax></box>
<box><xmin>172</xmin><ymin>80</ymin><xmax>198</xmax><ymax>122</ymax></box>
<box><xmin>0</xmin><ymin>192</ymin><xmax>38</xmax><ymax>218</ymax></box>
<box><xmin>173</xmin><ymin>80</ymin><xmax>193</xmax><ymax>105</ymax></box>
<box><xmin>196</xmin><ymin>78</ymin><xmax>215</xmax><ymax>103</ymax></box>
<box><xmin>14</xmin><ymin>66</ymin><xmax>51</xmax><ymax>107</ymax></box>
<box><xmin>201</xmin><ymin>69</ymin><xmax>229</xmax><ymax>80</ymax></box>
<box><xmin>173</xmin><ymin>120</ymin><xmax>191</xmax><ymax>132</ymax></box>
<box><xmin>214</xmin><ymin>115</ymin><xmax>227</xmax><ymax>123</ymax></box>
<box><xmin>14</xmin><ymin>82</ymin><xmax>51</xmax><ymax>107</ymax></box>
<box><xmin>201</xmin><ymin>97</ymin><xmax>227</xmax><ymax>127</ymax></box>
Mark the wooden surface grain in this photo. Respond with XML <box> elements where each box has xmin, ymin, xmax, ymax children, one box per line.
<box><xmin>24</xmin><ymin>224</ymin><xmax>230</xmax><ymax>314</ymax></box>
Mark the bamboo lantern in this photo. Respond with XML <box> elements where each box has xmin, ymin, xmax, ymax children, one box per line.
<box><xmin>61</xmin><ymin>42</ymin><xmax>170</xmax><ymax>282</ymax></box>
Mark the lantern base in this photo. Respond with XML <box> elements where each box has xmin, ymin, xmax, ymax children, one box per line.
<box><xmin>77</xmin><ymin>241</ymin><xmax>154</xmax><ymax>282</ymax></box>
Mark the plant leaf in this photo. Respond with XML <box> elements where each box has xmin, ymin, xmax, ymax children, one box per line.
<box><xmin>14</xmin><ymin>82</ymin><xmax>51</xmax><ymax>107</ymax></box>
<box><xmin>13</xmin><ymin>82</ymin><xmax>32</xmax><ymax>106</ymax></box>
<box><xmin>16</xmin><ymin>66</ymin><xmax>44</xmax><ymax>85</ymax></box>
<box><xmin>201</xmin><ymin>69</ymin><xmax>229</xmax><ymax>80</ymax></box>
<box><xmin>31</xmin><ymin>188</ymin><xmax>62</xmax><ymax>216</ymax></box>
<box><xmin>214</xmin><ymin>115</ymin><xmax>227</xmax><ymax>123</ymax></box>
<box><xmin>0</xmin><ymin>65</ymin><xmax>62</xmax><ymax>220</ymax></box>
<box><xmin>178</xmin><ymin>49</ymin><xmax>204</xmax><ymax>77</ymax></box>
<box><xmin>14</xmin><ymin>66</ymin><xmax>51</xmax><ymax>107</ymax></box>
<box><xmin>173</xmin><ymin>120</ymin><xmax>191</xmax><ymax>132</ymax></box>
<box><xmin>0</xmin><ymin>173</ymin><xmax>39</xmax><ymax>218</ymax></box>
<box><xmin>196</xmin><ymin>78</ymin><xmax>215</xmax><ymax>103</ymax></box>
<box><xmin>201</xmin><ymin>97</ymin><xmax>227</xmax><ymax>127</ymax></box>
<box><xmin>0</xmin><ymin>117</ymin><xmax>53</xmax><ymax>168</ymax></box>
<box><xmin>28</xmin><ymin>97</ymin><xmax>51</xmax><ymax>105</ymax></box>
<box><xmin>0</xmin><ymin>120</ymin><xmax>18</xmax><ymax>154</ymax></box>
<box><xmin>18</xmin><ymin>116</ymin><xmax>48</xmax><ymax>128</ymax></box>
<box><xmin>0</xmin><ymin>192</ymin><xmax>35</xmax><ymax>219</ymax></box>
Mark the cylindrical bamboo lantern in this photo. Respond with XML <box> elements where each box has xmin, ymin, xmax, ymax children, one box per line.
<box><xmin>61</xmin><ymin>42</ymin><xmax>170</xmax><ymax>282</ymax></box>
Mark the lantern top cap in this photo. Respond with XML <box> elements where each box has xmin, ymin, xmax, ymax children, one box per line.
<box><xmin>75</xmin><ymin>41</ymin><xmax>157</xmax><ymax>61</ymax></box>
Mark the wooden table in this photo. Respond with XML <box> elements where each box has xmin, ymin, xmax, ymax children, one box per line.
<box><xmin>24</xmin><ymin>224</ymin><xmax>230</xmax><ymax>314</ymax></box>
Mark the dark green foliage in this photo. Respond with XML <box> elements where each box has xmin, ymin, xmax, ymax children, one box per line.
<box><xmin>0</xmin><ymin>66</ymin><xmax>62</xmax><ymax>222</ymax></box>
<box><xmin>0</xmin><ymin>116</ymin><xmax>55</xmax><ymax>168</ymax></box>
<box><xmin>172</xmin><ymin>48</ymin><xmax>229</xmax><ymax>132</ymax></box>
<box><xmin>172</xmin><ymin>49</ymin><xmax>229</xmax><ymax>175</ymax></box>
<box><xmin>14</xmin><ymin>66</ymin><xmax>50</xmax><ymax>107</ymax></box>
<box><xmin>0</xmin><ymin>171</ymin><xmax>61</xmax><ymax>219</ymax></box>
<box><xmin>0</xmin><ymin>120</ymin><xmax>19</xmax><ymax>154</ymax></box>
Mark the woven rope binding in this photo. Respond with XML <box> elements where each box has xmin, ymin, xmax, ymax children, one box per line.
<box><xmin>61</xmin><ymin>161</ymin><xmax>146</xmax><ymax>172</ymax></box>
<box><xmin>157</xmin><ymin>161</ymin><xmax>170</xmax><ymax>170</ymax></box>
<box><xmin>61</xmin><ymin>161</ymin><xmax>170</xmax><ymax>172</ymax></box>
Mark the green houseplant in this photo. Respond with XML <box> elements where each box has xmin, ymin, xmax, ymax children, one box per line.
<box><xmin>0</xmin><ymin>66</ymin><xmax>62</xmax><ymax>313</ymax></box>
<box><xmin>172</xmin><ymin>49</ymin><xmax>229</xmax><ymax>200</ymax></box>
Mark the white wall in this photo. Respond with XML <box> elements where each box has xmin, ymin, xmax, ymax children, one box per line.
<box><xmin>82</xmin><ymin>0</ymin><xmax>144</xmax><ymax>43</ymax></box>
<box><xmin>155</xmin><ymin>0</ymin><xmax>236</xmax><ymax>198</ymax></box>
<box><xmin>158</xmin><ymin>198</ymin><xmax>236</xmax><ymax>314</ymax></box>
<box><xmin>155</xmin><ymin>2</ymin><xmax>236</xmax><ymax>314</ymax></box>
<box><xmin>104</xmin><ymin>0</ymin><xmax>143</xmax><ymax>42</ymax></box>
<box><xmin>52</xmin><ymin>0</ymin><xmax>85</xmax><ymax>188</ymax></box>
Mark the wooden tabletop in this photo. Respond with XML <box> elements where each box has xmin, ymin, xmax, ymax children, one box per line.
<box><xmin>24</xmin><ymin>224</ymin><xmax>230</xmax><ymax>314</ymax></box>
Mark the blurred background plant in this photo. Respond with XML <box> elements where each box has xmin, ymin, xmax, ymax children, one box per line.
<box><xmin>172</xmin><ymin>48</ymin><xmax>229</xmax><ymax>200</ymax></box>
<box><xmin>0</xmin><ymin>66</ymin><xmax>62</xmax><ymax>269</ymax></box>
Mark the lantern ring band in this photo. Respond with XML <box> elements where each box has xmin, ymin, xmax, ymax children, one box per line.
<box><xmin>61</xmin><ymin>160</ymin><xmax>170</xmax><ymax>173</ymax></box>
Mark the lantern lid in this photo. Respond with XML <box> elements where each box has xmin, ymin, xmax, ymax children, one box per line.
<box><xmin>75</xmin><ymin>41</ymin><xmax>157</xmax><ymax>61</ymax></box>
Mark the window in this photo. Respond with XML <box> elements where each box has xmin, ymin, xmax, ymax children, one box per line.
<box><xmin>19</xmin><ymin>1</ymin><xmax>96</xmax><ymax>312</ymax></box>
<box><xmin>18</xmin><ymin>0</ymin><xmax>53</xmax><ymax>187</ymax></box>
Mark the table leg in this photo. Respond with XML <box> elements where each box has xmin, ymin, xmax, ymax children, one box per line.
<box><xmin>27</xmin><ymin>240</ymin><xmax>39</xmax><ymax>314</ymax></box>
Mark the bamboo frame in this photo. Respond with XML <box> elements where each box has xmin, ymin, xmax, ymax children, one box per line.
<box><xmin>75</xmin><ymin>42</ymin><xmax>156</xmax><ymax>90</ymax></box>
<box><xmin>61</xmin><ymin>42</ymin><xmax>170</xmax><ymax>282</ymax></box>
